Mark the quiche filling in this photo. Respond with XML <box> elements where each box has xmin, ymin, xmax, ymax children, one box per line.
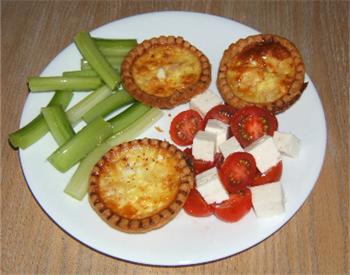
<box><xmin>121</xmin><ymin>36</ymin><xmax>211</xmax><ymax>109</ymax></box>
<box><xmin>217</xmin><ymin>34</ymin><xmax>305</xmax><ymax>113</ymax></box>
<box><xmin>89</xmin><ymin>138</ymin><xmax>194</xmax><ymax>233</ymax></box>
<box><xmin>132</xmin><ymin>45</ymin><xmax>202</xmax><ymax>97</ymax></box>
<box><xmin>97</xmin><ymin>143</ymin><xmax>181</xmax><ymax>219</ymax></box>
<box><xmin>227</xmin><ymin>42</ymin><xmax>296</xmax><ymax>103</ymax></box>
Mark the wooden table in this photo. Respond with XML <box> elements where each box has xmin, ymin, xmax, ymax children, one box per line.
<box><xmin>2</xmin><ymin>1</ymin><xmax>349</xmax><ymax>274</ymax></box>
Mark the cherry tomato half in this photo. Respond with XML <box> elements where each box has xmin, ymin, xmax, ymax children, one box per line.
<box><xmin>203</xmin><ymin>104</ymin><xmax>237</xmax><ymax>126</ymax></box>
<box><xmin>230</xmin><ymin>106</ymin><xmax>278</xmax><ymax>147</ymax></box>
<box><xmin>183</xmin><ymin>188</ymin><xmax>213</xmax><ymax>217</ymax></box>
<box><xmin>169</xmin><ymin>110</ymin><xmax>204</xmax><ymax>146</ymax></box>
<box><xmin>183</xmin><ymin>148</ymin><xmax>223</xmax><ymax>175</ymax></box>
<box><xmin>213</xmin><ymin>188</ymin><xmax>252</xmax><ymax>222</ymax></box>
<box><xmin>252</xmin><ymin>161</ymin><xmax>283</xmax><ymax>186</ymax></box>
<box><xmin>219</xmin><ymin>152</ymin><xmax>256</xmax><ymax>193</ymax></box>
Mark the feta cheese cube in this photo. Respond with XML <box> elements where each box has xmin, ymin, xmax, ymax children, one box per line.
<box><xmin>250</xmin><ymin>181</ymin><xmax>285</xmax><ymax>217</ymax></box>
<box><xmin>250</xmin><ymin>182</ymin><xmax>284</xmax><ymax>217</ymax></box>
<box><xmin>245</xmin><ymin>135</ymin><xmax>281</xmax><ymax>173</ymax></box>
<box><xmin>273</xmin><ymin>131</ymin><xmax>301</xmax><ymax>158</ymax></box>
<box><xmin>196</xmin><ymin>167</ymin><xmax>229</xmax><ymax>204</ymax></box>
<box><xmin>192</xmin><ymin>130</ymin><xmax>216</xmax><ymax>161</ymax></box>
<box><xmin>205</xmin><ymin>119</ymin><xmax>229</xmax><ymax>152</ymax></box>
<box><xmin>219</xmin><ymin>136</ymin><xmax>243</xmax><ymax>158</ymax></box>
<box><xmin>190</xmin><ymin>89</ymin><xmax>223</xmax><ymax>116</ymax></box>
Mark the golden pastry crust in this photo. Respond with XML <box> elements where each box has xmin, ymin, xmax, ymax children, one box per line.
<box><xmin>121</xmin><ymin>36</ymin><xmax>211</xmax><ymax>109</ymax></box>
<box><xmin>217</xmin><ymin>34</ymin><xmax>306</xmax><ymax>113</ymax></box>
<box><xmin>88</xmin><ymin>138</ymin><xmax>194</xmax><ymax>233</ymax></box>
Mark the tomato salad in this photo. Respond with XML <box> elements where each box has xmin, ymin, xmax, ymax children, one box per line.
<box><xmin>169</xmin><ymin>104</ymin><xmax>285</xmax><ymax>223</ymax></box>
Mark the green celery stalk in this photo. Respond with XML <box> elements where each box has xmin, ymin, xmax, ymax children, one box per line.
<box><xmin>93</xmin><ymin>38</ymin><xmax>137</xmax><ymax>56</ymax></box>
<box><xmin>81</xmin><ymin>56</ymin><xmax>124</xmax><ymax>71</ymax></box>
<box><xmin>108</xmin><ymin>102</ymin><xmax>151</xmax><ymax>133</ymax></box>
<box><xmin>28</xmin><ymin>76</ymin><xmax>102</xmax><ymax>92</ymax></box>
<box><xmin>9</xmin><ymin>91</ymin><xmax>73</xmax><ymax>149</ymax></box>
<box><xmin>82</xmin><ymin>89</ymin><xmax>135</xmax><ymax>123</ymax></box>
<box><xmin>48</xmin><ymin>117</ymin><xmax>113</xmax><ymax>173</ymax></box>
<box><xmin>66</xmin><ymin>85</ymin><xmax>113</xmax><ymax>125</ymax></box>
<box><xmin>42</xmin><ymin>106</ymin><xmax>75</xmax><ymax>146</ymax></box>
<box><xmin>74</xmin><ymin>31</ymin><xmax>120</xmax><ymax>90</ymax></box>
<box><xmin>63</xmin><ymin>69</ymin><xmax>98</xmax><ymax>77</ymax></box>
<box><xmin>64</xmin><ymin>107</ymin><xmax>163</xmax><ymax>200</ymax></box>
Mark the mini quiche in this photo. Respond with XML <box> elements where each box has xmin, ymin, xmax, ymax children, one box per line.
<box><xmin>217</xmin><ymin>34</ymin><xmax>306</xmax><ymax>113</ymax></box>
<box><xmin>88</xmin><ymin>138</ymin><xmax>194</xmax><ymax>233</ymax></box>
<box><xmin>121</xmin><ymin>36</ymin><xmax>211</xmax><ymax>109</ymax></box>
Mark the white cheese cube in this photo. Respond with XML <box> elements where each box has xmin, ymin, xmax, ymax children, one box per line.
<box><xmin>273</xmin><ymin>131</ymin><xmax>301</xmax><ymax>158</ymax></box>
<box><xmin>192</xmin><ymin>130</ymin><xmax>216</xmax><ymax>161</ymax></box>
<box><xmin>250</xmin><ymin>181</ymin><xmax>285</xmax><ymax>217</ymax></box>
<box><xmin>219</xmin><ymin>136</ymin><xmax>244</xmax><ymax>158</ymax></box>
<box><xmin>205</xmin><ymin>119</ymin><xmax>229</xmax><ymax>152</ymax></box>
<box><xmin>190</xmin><ymin>89</ymin><xmax>223</xmax><ymax>116</ymax></box>
<box><xmin>196</xmin><ymin>167</ymin><xmax>229</xmax><ymax>204</ymax></box>
<box><xmin>245</xmin><ymin>135</ymin><xmax>281</xmax><ymax>173</ymax></box>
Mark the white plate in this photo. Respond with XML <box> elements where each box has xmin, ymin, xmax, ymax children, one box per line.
<box><xmin>19</xmin><ymin>11</ymin><xmax>327</xmax><ymax>266</ymax></box>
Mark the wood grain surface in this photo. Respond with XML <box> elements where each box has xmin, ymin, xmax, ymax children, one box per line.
<box><xmin>2</xmin><ymin>1</ymin><xmax>349</xmax><ymax>274</ymax></box>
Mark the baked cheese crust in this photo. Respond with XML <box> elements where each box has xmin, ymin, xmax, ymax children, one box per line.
<box><xmin>121</xmin><ymin>36</ymin><xmax>211</xmax><ymax>109</ymax></box>
<box><xmin>217</xmin><ymin>34</ymin><xmax>306</xmax><ymax>113</ymax></box>
<box><xmin>89</xmin><ymin>138</ymin><xmax>194</xmax><ymax>233</ymax></box>
<box><xmin>132</xmin><ymin>45</ymin><xmax>202</xmax><ymax>97</ymax></box>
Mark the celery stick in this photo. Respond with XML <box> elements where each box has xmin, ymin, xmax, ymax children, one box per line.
<box><xmin>82</xmin><ymin>90</ymin><xmax>134</xmax><ymax>123</ymax></box>
<box><xmin>48</xmin><ymin>117</ymin><xmax>113</xmax><ymax>172</ymax></box>
<box><xmin>63</xmin><ymin>69</ymin><xmax>98</xmax><ymax>77</ymax></box>
<box><xmin>93</xmin><ymin>38</ymin><xmax>137</xmax><ymax>56</ymax></box>
<box><xmin>48</xmin><ymin>91</ymin><xmax>74</xmax><ymax>107</ymax></box>
<box><xmin>9</xmin><ymin>116</ymin><xmax>47</xmax><ymax>149</ymax></box>
<box><xmin>93</xmin><ymin>38</ymin><xmax>137</xmax><ymax>47</ymax></box>
<box><xmin>42</xmin><ymin>106</ymin><xmax>75</xmax><ymax>146</ymax></box>
<box><xmin>28</xmin><ymin>76</ymin><xmax>102</xmax><ymax>92</ymax></box>
<box><xmin>64</xmin><ymin>108</ymin><xmax>163</xmax><ymax>200</ymax></box>
<box><xmin>81</xmin><ymin>56</ymin><xmax>124</xmax><ymax>71</ymax></box>
<box><xmin>74</xmin><ymin>31</ymin><xmax>120</xmax><ymax>90</ymax></box>
<box><xmin>9</xmin><ymin>91</ymin><xmax>73</xmax><ymax>149</ymax></box>
<box><xmin>108</xmin><ymin>102</ymin><xmax>151</xmax><ymax>133</ymax></box>
<box><xmin>66</xmin><ymin>85</ymin><xmax>112</xmax><ymax>125</ymax></box>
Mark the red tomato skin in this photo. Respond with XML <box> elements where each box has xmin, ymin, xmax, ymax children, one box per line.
<box><xmin>203</xmin><ymin>104</ymin><xmax>237</xmax><ymax>126</ymax></box>
<box><xmin>183</xmin><ymin>148</ymin><xmax>223</xmax><ymax>175</ymax></box>
<box><xmin>230</xmin><ymin>106</ymin><xmax>278</xmax><ymax>147</ymax></box>
<box><xmin>219</xmin><ymin>152</ymin><xmax>257</xmax><ymax>194</ymax></box>
<box><xmin>214</xmin><ymin>189</ymin><xmax>252</xmax><ymax>222</ymax></box>
<box><xmin>169</xmin><ymin>110</ymin><xmax>204</xmax><ymax>146</ymax></box>
<box><xmin>183</xmin><ymin>147</ymin><xmax>194</xmax><ymax>159</ymax></box>
<box><xmin>252</xmin><ymin>161</ymin><xmax>283</xmax><ymax>186</ymax></box>
<box><xmin>183</xmin><ymin>188</ymin><xmax>214</xmax><ymax>217</ymax></box>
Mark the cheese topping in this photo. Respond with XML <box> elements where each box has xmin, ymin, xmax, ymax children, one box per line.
<box><xmin>132</xmin><ymin>45</ymin><xmax>201</xmax><ymax>97</ymax></box>
<box><xmin>97</xmin><ymin>143</ymin><xmax>181</xmax><ymax>219</ymax></box>
<box><xmin>227</xmin><ymin>42</ymin><xmax>296</xmax><ymax>103</ymax></box>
